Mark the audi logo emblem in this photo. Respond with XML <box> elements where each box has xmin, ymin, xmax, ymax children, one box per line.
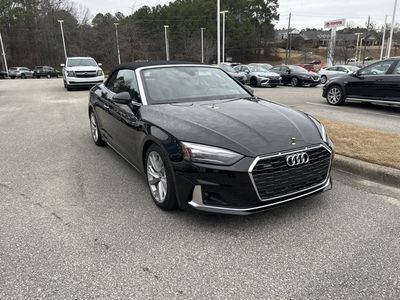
<box><xmin>286</xmin><ymin>152</ymin><xmax>309</xmax><ymax>167</ymax></box>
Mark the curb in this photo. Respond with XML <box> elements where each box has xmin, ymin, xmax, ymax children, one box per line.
<box><xmin>333</xmin><ymin>155</ymin><xmax>400</xmax><ymax>187</ymax></box>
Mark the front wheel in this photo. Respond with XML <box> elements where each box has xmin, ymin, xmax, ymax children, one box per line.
<box><xmin>145</xmin><ymin>144</ymin><xmax>177</xmax><ymax>211</ymax></box>
<box><xmin>320</xmin><ymin>75</ymin><xmax>327</xmax><ymax>84</ymax></box>
<box><xmin>89</xmin><ymin>110</ymin><xmax>106</xmax><ymax>146</ymax></box>
<box><xmin>326</xmin><ymin>85</ymin><xmax>345</xmax><ymax>105</ymax></box>
<box><xmin>21</xmin><ymin>74</ymin><xmax>26</xmax><ymax>79</ymax></box>
<box><xmin>250</xmin><ymin>77</ymin><xmax>258</xmax><ymax>87</ymax></box>
<box><xmin>270</xmin><ymin>85</ymin><xmax>277</xmax><ymax>88</ymax></box>
<box><xmin>291</xmin><ymin>77</ymin><xmax>300</xmax><ymax>87</ymax></box>
<box><xmin>47</xmin><ymin>73</ymin><xmax>51</xmax><ymax>78</ymax></box>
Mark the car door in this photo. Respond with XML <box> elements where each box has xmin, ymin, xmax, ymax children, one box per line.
<box><xmin>377</xmin><ymin>60</ymin><xmax>400</xmax><ymax>102</ymax></box>
<box><xmin>98</xmin><ymin>69</ymin><xmax>142</xmax><ymax>166</ymax></box>
<box><xmin>345</xmin><ymin>62</ymin><xmax>392</xmax><ymax>100</ymax></box>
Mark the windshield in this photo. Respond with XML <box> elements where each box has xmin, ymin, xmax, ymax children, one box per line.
<box><xmin>289</xmin><ymin>66</ymin><xmax>309</xmax><ymax>72</ymax></box>
<box><xmin>67</xmin><ymin>58</ymin><xmax>98</xmax><ymax>67</ymax></box>
<box><xmin>347</xmin><ymin>66</ymin><xmax>360</xmax><ymax>72</ymax></box>
<box><xmin>141</xmin><ymin>66</ymin><xmax>250</xmax><ymax>104</ymax></box>
<box><xmin>218</xmin><ymin>65</ymin><xmax>236</xmax><ymax>73</ymax></box>
<box><xmin>250</xmin><ymin>66</ymin><xmax>269</xmax><ymax>72</ymax></box>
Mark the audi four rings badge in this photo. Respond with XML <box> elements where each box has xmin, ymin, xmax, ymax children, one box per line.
<box><xmin>286</xmin><ymin>152</ymin><xmax>309</xmax><ymax>167</ymax></box>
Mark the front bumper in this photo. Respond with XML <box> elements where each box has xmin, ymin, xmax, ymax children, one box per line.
<box><xmin>174</xmin><ymin>144</ymin><xmax>333</xmax><ymax>215</ymax></box>
<box><xmin>65</xmin><ymin>76</ymin><xmax>104</xmax><ymax>87</ymax></box>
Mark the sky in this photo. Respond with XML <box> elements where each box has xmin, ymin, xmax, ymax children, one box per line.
<box><xmin>74</xmin><ymin>0</ymin><xmax>399</xmax><ymax>30</ymax></box>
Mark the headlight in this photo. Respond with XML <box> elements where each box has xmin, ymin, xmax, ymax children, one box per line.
<box><xmin>66</xmin><ymin>70</ymin><xmax>75</xmax><ymax>77</ymax></box>
<box><xmin>181</xmin><ymin>142</ymin><xmax>244</xmax><ymax>165</ymax></box>
<box><xmin>97</xmin><ymin>70</ymin><xmax>104</xmax><ymax>76</ymax></box>
<box><xmin>308</xmin><ymin>115</ymin><xmax>329</xmax><ymax>143</ymax></box>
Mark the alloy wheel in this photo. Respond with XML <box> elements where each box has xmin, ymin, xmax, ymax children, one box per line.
<box><xmin>90</xmin><ymin>112</ymin><xmax>99</xmax><ymax>142</ymax></box>
<box><xmin>146</xmin><ymin>151</ymin><xmax>167</xmax><ymax>204</ymax></box>
<box><xmin>327</xmin><ymin>86</ymin><xmax>343</xmax><ymax>105</ymax></box>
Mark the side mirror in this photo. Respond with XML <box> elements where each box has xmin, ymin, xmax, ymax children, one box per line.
<box><xmin>98</xmin><ymin>63</ymin><xmax>102</xmax><ymax>67</ymax></box>
<box><xmin>112</xmin><ymin>91</ymin><xmax>132</xmax><ymax>104</ymax></box>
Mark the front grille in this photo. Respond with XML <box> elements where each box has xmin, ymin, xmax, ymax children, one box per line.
<box><xmin>312</xmin><ymin>76</ymin><xmax>320</xmax><ymax>80</ymax></box>
<box><xmin>250</xmin><ymin>145</ymin><xmax>331</xmax><ymax>201</ymax></box>
<box><xmin>75</xmin><ymin>71</ymin><xmax>97</xmax><ymax>78</ymax></box>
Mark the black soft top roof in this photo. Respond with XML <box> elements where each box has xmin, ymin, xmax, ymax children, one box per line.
<box><xmin>110</xmin><ymin>60</ymin><xmax>201</xmax><ymax>74</ymax></box>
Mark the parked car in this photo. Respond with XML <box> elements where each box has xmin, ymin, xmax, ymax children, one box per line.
<box><xmin>364</xmin><ymin>57</ymin><xmax>373</xmax><ymax>61</ymax></box>
<box><xmin>310</xmin><ymin>60</ymin><xmax>321</xmax><ymax>65</ymax></box>
<box><xmin>318</xmin><ymin>65</ymin><xmax>360</xmax><ymax>84</ymax></box>
<box><xmin>88</xmin><ymin>61</ymin><xmax>334</xmax><ymax>215</ymax></box>
<box><xmin>234</xmin><ymin>64</ymin><xmax>282</xmax><ymax>87</ymax></box>
<box><xmin>346</xmin><ymin>57</ymin><xmax>356</xmax><ymax>63</ymax></box>
<box><xmin>322</xmin><ymin>58</ymin><xmax>400</xmax><ymax>106</ymax></box>
<box><xmin>8</xmin><ymin>67</ymin><xmax>34</xmax><ymax>79</ymax></box>
<box><xmin>0</xmin><ymin>70</ymin><xmax>7</xmax><ymax>79</ymax></box>
<box><xmin>216</xmin><ymin>64</ymin><xmax>247</xmax><ymax>85</ymax></box>
<box><xmin>270</xmin><ymin>65</ymin><xmax>320</xmax><ymax>87</ymax></box>
<box><xmin>33</xmin><ymin>66</ymin><xmax>60</xmax><ymax>78</ymax></box>
<box><xmin>61</xmin><ymin>57</ymin><xmax>104</xmax><ymax>91</ymax></box>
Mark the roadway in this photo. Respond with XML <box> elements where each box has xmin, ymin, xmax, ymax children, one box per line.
<box><xmin>0</xmin><ymin>79</ymin><xmax>399</xmax><ymax>299</ymax></box>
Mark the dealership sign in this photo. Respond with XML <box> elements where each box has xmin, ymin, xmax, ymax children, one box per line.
<box><xmin>324</xmin><ymin>19</ymin><xmax>346</xmax><ymax>28</ymax></box>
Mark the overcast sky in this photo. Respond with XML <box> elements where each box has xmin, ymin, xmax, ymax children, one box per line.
<box><xmin>74</xmin><ymin>0</ymin><xmax>398</xmax><ymax>30</ymax></box>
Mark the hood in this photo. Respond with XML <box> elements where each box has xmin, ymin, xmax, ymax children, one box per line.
<box><xmin>140</xmin><ymin>99</ymin><xmax>323</xmax><ymax>157</ymax></box>
<box><xmin>254</xmin><ymin>71</ymin><xmax>281</xmax><ymax>78</ymax></box>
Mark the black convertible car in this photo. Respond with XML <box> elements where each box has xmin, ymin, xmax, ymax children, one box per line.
<box><xmin>88</xmin><ymin>61</ymin><xmax>334</xmax><ymax>215</ymax></box>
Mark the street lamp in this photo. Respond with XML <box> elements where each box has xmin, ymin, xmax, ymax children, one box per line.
<box><xmin>58</xmin><ymin>20</ymin><xmax>67</xmax><ymax>60</ymax></box>
<box><xmin>164</xmin><ymin>25</ymin><xmax>170</xmax><ymax>61</ymax></box>
<box><xmin>200</xmin><ymin>28</ymin><xmax>206</xmax><ymax>63</ymax></box>
<box><xmin>380</xmin><ymin>15</ymin><xmax>390</xmax><ymax>60</ymax></box>
<box><xmin>114</xmin><ymin>23</ymin><xmax>121</xmax><ymax>64</ymax></box>
<box><xmin>387</xmin><ymin>0</ymin><xmax>398</xmax><ymax>58</ymax></box>
<box><xmin>220</xmin><ymin>10</ymin><xmax>228</xmax><ymax>63</ymax></box>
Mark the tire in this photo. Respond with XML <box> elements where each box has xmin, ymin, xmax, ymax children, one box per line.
<box><xmin>89</xmin><ymin>110</ymin><xmax>106</xmax><ymax>146</ymax></box>
<box><xmin>326</xmin><ymin>85</ymin><xmax>345</xmax><ymax>105</ymax></box>
<box><xmin>291</xmin><ymin>77</ymin><xmax>299</xmax><ymax>87</ymax></box>
<box><xmin>56</xmin><ymin>74</ymin><xmax>59</xmax><ymax>78</ymax></box>
<box><xmin>21</xmin><ymin>74</ymin><xmax>26</xmax><ymax>79</ymax></box>
<box><xmin>10</xmin><ymin>76</ymin><xmax>15</xmax><ymax>79</ymax></box>
<box><xmin>145</xmin><ymin>144</ymin><xmax>178</xmax><ymax>211</ymax></box>
<box><xmin>320</xmin><ymin>75</ymin><xmax>327</xmax><ymax>84</ymax></box>
<box><xmin>250</xmin><ymin>77</ymin><xmax>258</xmax><ymax>87</ymax></box>
<box><xmin>47</xmin><ymin>73</ymin><xmax>51</xmax><ymax>78</ymax></box>
<box><xmin>310</xmin><ymin>85</ymin><xmax>317</xmax><ymax>87</ymax></box>
<box><xmin>270</xmin><ymin>85</ymin><xmax>277</xmax><ymax>88</ymax></box>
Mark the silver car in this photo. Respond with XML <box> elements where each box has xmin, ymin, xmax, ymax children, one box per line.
<box><xmin>234</xmin><ymin>64</ymin><xmax>282</xmax><ymax>87</ymax></box>
<box><xmin>318</xmin><ymin>65</ymin><xmax>360</xmax><ymax>84</ymax></box>
<box><xmin>8</xmin><ymin>67</ymin><xmax>34</xmax><ymax>79</ymax></box>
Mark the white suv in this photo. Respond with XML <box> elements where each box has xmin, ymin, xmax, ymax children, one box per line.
<box><xmin>61</xmin><ymin>57</ymin><xmax>104</xmax><ymax>91</ymax></box>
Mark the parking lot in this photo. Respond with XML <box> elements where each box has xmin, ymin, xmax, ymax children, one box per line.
<box><xmin>1</xmin><ymin>79</ymin><xmax>399</xmax><ymax>299</ymax></box>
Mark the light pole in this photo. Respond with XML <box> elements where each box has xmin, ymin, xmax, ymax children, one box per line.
<box><xmin>380</xmin><ymin>15</ymin><xmax>390</xmax><ymax>60</ymax></box>
<box><xmin>200</xmin><ymin>27</ymin><xmax>206</xmax><ymax>63</ymax></box>
<box><xmin>0</xmin><ymin>32</ymin><xmax>8</xmax><ymax>74</ymax></box>
<box><xmin>217</xmin><ymin>0</ymin><xmax>220</xmax><ymax>64</ymax></box>
<box><xmin>58</xmin><ymin>20</ymin><xmax>67</xmax><ymax>60</ymax></box>
<box><xmin>354</xmin><ymin>32</ymin><xmax>362</xmax><ymax>63</ymax></box>
<box><xmin>387</xmin><ymin>0</ymin><xmax>398</xmax><ymax>58</ymax></box>
<box><xmin>220</xmin><ymin>10</ymin><xmax>228</xmax><ymax>63</ymax></box>
<box><xmin>358</xmin><ymin>37</ymin><xmax>365</xmax><ymax>64</ymax></box>
<box><xmin>164</xmin><ymin>25</ymin><xmax>170</xmax><ymax>61</ymax></box>
<box><xmin>114</xmin><ymin>23</ymin><xmax>121</xmax><ymax>64</ymax></box>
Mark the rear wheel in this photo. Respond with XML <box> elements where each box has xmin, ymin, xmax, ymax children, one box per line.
<box><xmin>326</xmin><ymin>85</ymin><xmax>345</xmax><ymax>105</ymax></box>
<box><xmin>21</xmin><ymin>74</ymin><xmax>26</xmax><ymax>79</ymax></box>
<box><xmin>145</xmin><ymin>144</ymin><xmax>178</xmax><ymax>211</ymax></box>
<box><xmin>270</xmin><ymin>85</ymin><xmax>277</xmax><ymax>88</ymax></box>
<box><xmin>47</xmin><ymin>73</ymin><xmax>51</xmax><ymax>78</ymax></box>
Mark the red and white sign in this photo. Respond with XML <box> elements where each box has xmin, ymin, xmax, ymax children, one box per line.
<box><xmin>324</xmin><ymin>19</ymin><xmax>346</xmax><ymax>28</ymax></box>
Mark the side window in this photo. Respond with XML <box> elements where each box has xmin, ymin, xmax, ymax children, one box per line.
<box><xmin>360</xmin><ymin>62</ymin><xmax>392</xmax><ymax>76</ymax></box>
<box><xmin>106</xmin><ymin>69</ymin><xmax>140</xmax><ymax>101</ymax></box>
<box><xmin>393</xmin><ymin>61</ymin><xmax>400</xmax><ymax>74</ymax></box>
